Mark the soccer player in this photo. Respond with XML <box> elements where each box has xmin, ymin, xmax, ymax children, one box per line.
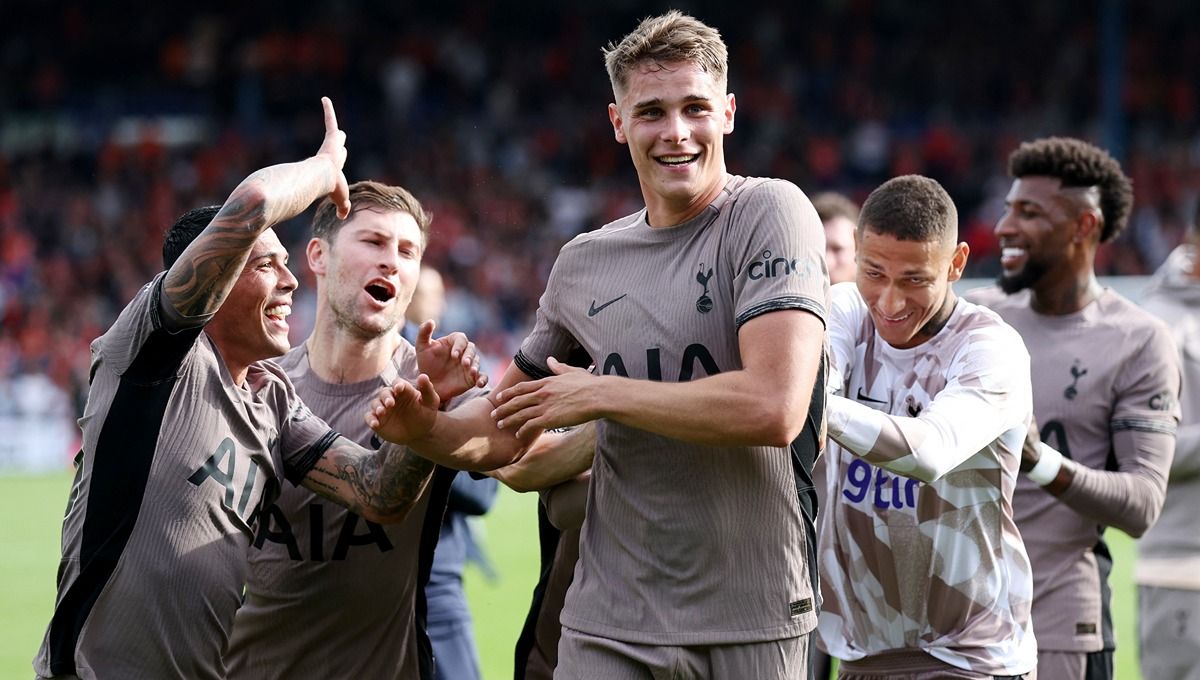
<box><xmin>32</xmin><ymin>99</ymin><xmax>473</xmax><ymax>679</ymax></box>
<box><xmin>368</xmin><ymin>11</ymin><xmax>828</xmax><ymax>678</ymax></box>
<box><xmin>819</xmin><ymin>175</ymin><xmax>1037</xmax><ymax>679</ymax></box>
<box><xmin>223</xmin><ymin>182</ymin><xmax>487</xmax><ymax>679</ymax></box>
<box><xmin>1137</xmin><ymin>207</ymin><xmax>1200</xmax><ymax>680</ymax></box>
<box><xmin>814</xmin><ymin>191</ymin><xmax>860</xmax><ymax>285</ymax></box>
<box><xmin>968</xmin><ymin>137</ymin><xmax>1180</xmax><ymax>680</ymax></box>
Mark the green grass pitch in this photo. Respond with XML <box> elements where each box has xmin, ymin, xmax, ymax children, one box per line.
<box><xmin>0</xmin><ymin>473</ymin><xmax>1144</xmax><ymax>679</ymax></box>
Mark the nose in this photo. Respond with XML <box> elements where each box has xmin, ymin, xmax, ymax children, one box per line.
<box><xmin>279</xmin><ymin>264</ymin><xmax>298</xmax><ymax>292</ymax></box>
<box><xmin>877</xmin><ymin>285</ymin><xmax>905</xmax><ymax>317</ymax></box>
<box><xmin>660</xmin><ymin>110</ymin><xmax>689</xmax><ymax>145</ymax></box>
<box><xmin>377</xmin><ymin>248</ymin><xmax>400</xmax><ymax>275</ymax></box>
<box><xmin>994</xmin><ymin>209</ymin><xmax>1016</xmax><ymax>239</ymax></box>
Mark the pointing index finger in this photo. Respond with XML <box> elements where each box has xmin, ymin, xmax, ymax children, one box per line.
<box><xmin>322</xmin><ymin>97</ymin><xmax>338</xmax><ymax>133</ymax></box>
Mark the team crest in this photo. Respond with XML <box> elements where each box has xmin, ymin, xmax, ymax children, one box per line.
<box><xmin>695</xmin><ymin>264</ymin><xmax>714</xmax><ymax>313</ymax></box>
<box><xmin>1064</xmin><ymin>360</ymin><xmax>1088</xmax><ymax>400</ymax></box>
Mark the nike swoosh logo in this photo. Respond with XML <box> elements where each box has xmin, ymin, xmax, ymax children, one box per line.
<box><xmin>856</xmin><ymin>387</ymin><xmax>887</xmax><ymax>404</ymax></box>
<box><xmin>588</xmin><ymin>294</ymin><xmax>627</xmax><ymax>317</ymax></box>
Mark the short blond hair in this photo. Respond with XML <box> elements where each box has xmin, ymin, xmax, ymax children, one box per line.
<box><xmin>602</xmin><ymin>10</ymin><xmax>728</xmax><ymax>96</ymax></box>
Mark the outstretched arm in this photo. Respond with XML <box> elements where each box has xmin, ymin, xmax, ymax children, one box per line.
<box><xmin>163</xmin><ymin>97</ymin><xmax>350</xmax><ymax>322</ymax></box>
<box><xmin>491</xmin><ymin>309</ymin><xmax>824</xmax><ymax>447</ymax></box>
<box><xmin>366</xmin><ymin>363</ymin><xmax>540</xmax><ymax>471</ymax></box>
<box><xmin>489</xmin><ymin>422</ymin><xmax>597</xmax><ymax>493</ymax></box>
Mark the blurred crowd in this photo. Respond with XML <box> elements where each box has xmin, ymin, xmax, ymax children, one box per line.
<box><xmin>2</xmin><ymin>1</ymin><xmax>1199</xmax><ymax>463</ymax></box>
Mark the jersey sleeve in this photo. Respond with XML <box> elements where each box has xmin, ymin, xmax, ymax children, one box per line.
<box><xmin>1055</xmin><ymin>323</ymin><xmax>1181</xmax><ymax>536</ymax></box>
<box><xmin>515</xmin><ymin>249</ymin><xmax>584</xmax><ymax>379</ymax></box>
<box><xmin>98</xmin><ymin>272</ymin><xmax>205</xmax><ymax>383</ymax></box>
<box><xmin>267</xmin><ymin>368</ymin><xmax>340</xmax><ymax>485</ymax></box>
<box><xmin>729</xmin><ymin>180</ymin><xmax>828</xmax><ymax>330</ymax></box>
<box><xmin>826</xmin><ymin>323</ymin><xmax>1032</xmax><ymax>482</ymax></box>
<box><xmin>826</xmin><ymin>283</ymin><xmax>866</xmax><ymax>394</ymax></box>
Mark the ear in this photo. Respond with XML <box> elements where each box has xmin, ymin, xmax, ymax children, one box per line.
<box><xmin>1074</xmin><ymin>209</ymin><xmax>1101</xmax><ymax>243</ymax></box>
<box><xmin>608</xmin><ymin>102</ymin><xmax>627</xmax><ymax>144</ymax></box>
<box><xmin>306</xmin><ymin>237</ymin><xmax>328</xmax><ymax>276</ymax></box>
<box><xmin>724</xmin><ymin>92</ymin><xmax>736</xmax><ymax>134</ymax></box>
<box><xmin>947</xmin><ymin>241</ymin><xmax>970</xmax><ymax>283</ymax></box>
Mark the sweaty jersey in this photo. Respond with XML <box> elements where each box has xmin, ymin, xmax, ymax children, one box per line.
<box><xmin>818</xmin><ymin>283</ymin><xmax>1037</xmax><ymax>676</ymax></box>
<box><xmin>516</xmin><ymin>175</ymin><xmax>829</xmax><ymax>645</ymax></box>
<box><xmin>34</xmin><ymin>274</ymin><xmax>335</xmax><ymax>680</ymax></box>
<box><xmin>968</xmin><ymin>286</ymin><xmax>1180</xmax><ymax>652</ymax></box>
<box><xmin>226</xmin><ymin>340</ymin><xmax>451</xmax><ymax>680</ymax></box>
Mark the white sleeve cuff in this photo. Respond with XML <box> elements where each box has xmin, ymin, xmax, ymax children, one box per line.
<box><xmin>1026</xmin><ymin>442</ymin><xmax>1064</xmax><ymax>486</ymax></box>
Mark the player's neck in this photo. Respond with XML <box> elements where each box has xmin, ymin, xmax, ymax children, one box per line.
<box><xmin>1030</xmin><ymin>267</ymin><xmax>1102</xmax><ymax>315</ymax></box>
<box><xmin>306</xmin><ymin>317</ymin><xmax>401</xmax><ymax>384</ymax></box>
<box><xmin>642</xmin><ymin>172</ymin><xmax>729</xmax><ymax>228</ymax></box>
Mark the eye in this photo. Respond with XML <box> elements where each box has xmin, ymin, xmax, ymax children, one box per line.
<box><xmin>637</xmin><ymin>108</ymin><xmax>662</xmax><ymax>119</ymax></box>
<box><xmin>686</xmin><ymin>103</ymin><xmax>707</xmax><ymax>114</ymax></box>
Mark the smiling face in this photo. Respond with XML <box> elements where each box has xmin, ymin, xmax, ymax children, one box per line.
<box><xmin>206</xmin><ymin>228</ymin><xmax>298</xmax><ymax>369</ymax></box>
<box><xmin>607</xmin><ymin>60</ymin><xmax>735</xmax><ymax>227</ymax></box>
<box><xmin>310</xmin><ymin>207</ymin><xmax>423</xmax><ymax>339</ymax></box>
<box><xmin>994</xmin><ymin>176</ymin><xmax>1083</xmax><ymax>294</ymax></box>
<box><xmin>856</xmin><ymin>228</ymin><xmax>968</xmax><ymax>349</ymax></box>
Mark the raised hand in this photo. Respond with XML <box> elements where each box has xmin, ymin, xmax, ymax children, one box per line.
<box><xmin>414</xmin><ymin>320</ymin><xmax>488</xmax><ymax>402</ymax></box>
<box><xmin>366</xmin><ymin>374</ymin><xmax>441</xmax><ymax>445</ymax></box>
<box><xmin>317</xmin><ymin>96</ymin><xmax>351</xmax><ymax>219</ymax></box>
<box><xmin>491</xmin><ymin>357</ymin><xmax>600</xmax><ymax>439</ymax></box>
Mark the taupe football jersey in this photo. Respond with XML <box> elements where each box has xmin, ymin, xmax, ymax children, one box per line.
<box><xmin>226</xmin><ymin>341</ymin><xmax>444</xmax><ymax>679</ymax></box>
<box><xmin>517</xmin><ymin>176</ymin><xmax>829</xmax><ymax>644</ymax></box>
<box><xmin>968</xmin><ymin>285</ymin><xmax>1180</xmax><ymax>652</ymax></box>
<box><xmin>33</xmin><ymin>274</ymin><xmax>335</xmax><ymax>679</ymax></box>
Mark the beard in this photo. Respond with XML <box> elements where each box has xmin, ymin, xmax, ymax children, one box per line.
<box><xmin>328</xmin><ymin>290</ymin><xmax>402</xmax><ymax>340</ymax></box>
<box><xmin>998</xmin><ymin>257</ymin><xmax>1049</xmax><ymax>295</ymax></box>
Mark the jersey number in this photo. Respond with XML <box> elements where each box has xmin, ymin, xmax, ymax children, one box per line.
<box><xmin>1040</xmin><ymin>419</ymin><xmax>1072</xmax><ymax>459</ymax></box>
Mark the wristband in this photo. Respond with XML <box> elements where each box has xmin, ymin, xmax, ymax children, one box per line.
<box><xmin>1025</xmin><ymin>442</ymin><xmax>1063</xmax><ymax>486</ymax></box>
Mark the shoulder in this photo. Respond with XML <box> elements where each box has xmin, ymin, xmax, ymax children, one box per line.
<box><xmin>1098</xmin><ymin>290</ymin><xmax>1172</xmax><ymax>336</ymax></box>
<box><xmin>955</xmin><ymin>298</ymin><xmax>1027</xmax><ymax>346</ymax></box>
<box><xmin>276</xmin><ymin>344</ymin><xmax>307</xmax><ymax>377</ymax></box>
<box><xmin>1097</xmin><ymin>290</ymin><xmax>1177</xmax><ymax>356</ymax></box>
<box><xmin>558</xmin><ymin>211</ymin><xmax>644</xmax><ymax>256</ymax></box>
<box><xmin>961</xmin><ymin>284</ymin><xmax>1021</xmax><ymax>311</ymax></box>
<box><xmin>831</xmin><ymin>281</ymin><xmax>865</xmax><ymax>311</ymax></box>
<box><xmin>727</xmin><ymin>177</ymin><xmax>813</xmax><ymax>216</ymax></box>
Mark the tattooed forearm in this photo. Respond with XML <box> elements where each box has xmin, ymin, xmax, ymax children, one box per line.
<box><xmin>305</xmin><ymin>437</ymin><xmax>435</xmax><ymax>523</ymax></box>
<box><xmin>163</xmin><ymin>157</ymin><xmax>337</xmax><ymax>319</ymax></box>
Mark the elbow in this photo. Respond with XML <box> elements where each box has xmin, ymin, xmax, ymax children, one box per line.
<box><xmin>361</xmin><ymin>502</ymin><xmax>415</xmax><ymax>525</ymax></box>
<box><xmin>1124</xmin><ymin>495</ymin><xmax>1165</xmax><ymax>539</ymax></box>
<box><xmin>758</xmin><ymin>404</ymin><xmax>809</xmax><ymax>448</ymax></box>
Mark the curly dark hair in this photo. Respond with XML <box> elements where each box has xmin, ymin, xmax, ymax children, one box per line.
<box><xmin>1008</xmin><ymin>137</ymin><xmax>1133</xmax><ymax>243</ymax></box>
<box><xmin>858</xmin><ymin>175</ymin><xmax>957</xmax><ymax>244</ymax></box>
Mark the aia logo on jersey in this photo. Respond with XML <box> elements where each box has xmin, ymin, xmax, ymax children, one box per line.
<box><xmin>695</xmin><ymin>264</ymin><xmax>714</xmax><ymax>313</ymax></box>
<box><xmin>1064</xmin><ymin>360</ymin><xmax>1088</xmax><ymax>400</ymax></box>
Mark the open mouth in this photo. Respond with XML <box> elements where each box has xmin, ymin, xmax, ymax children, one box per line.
<box><xmin>1000</xmin><ymin>246</ymin><xmax>1027</xmax><ymax>269</ymax></box>
<box><xmin>264</xmin><ymin>303</ymin><xmax>291</xmax><ymax>325</ymax></box>
<box><xmin>365</xmin><ymin>281</ymin><xmax>396</xmax><ymax>303</ymax></box>
<box><xmin>656</xmin><ymin>153</ymin><xmax>699</xmax><ymax>167</ymax></box>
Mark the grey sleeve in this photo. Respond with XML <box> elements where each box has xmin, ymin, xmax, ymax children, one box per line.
<box><xmin>1170</xmin><ymin>423</ymin><xmax>1200</xmax><ymax>480</ymax></box>
<box><xmin>1058</xmin><ymin>427</ymin><xmax>1174</xmax><ymax>537</ymax></box>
